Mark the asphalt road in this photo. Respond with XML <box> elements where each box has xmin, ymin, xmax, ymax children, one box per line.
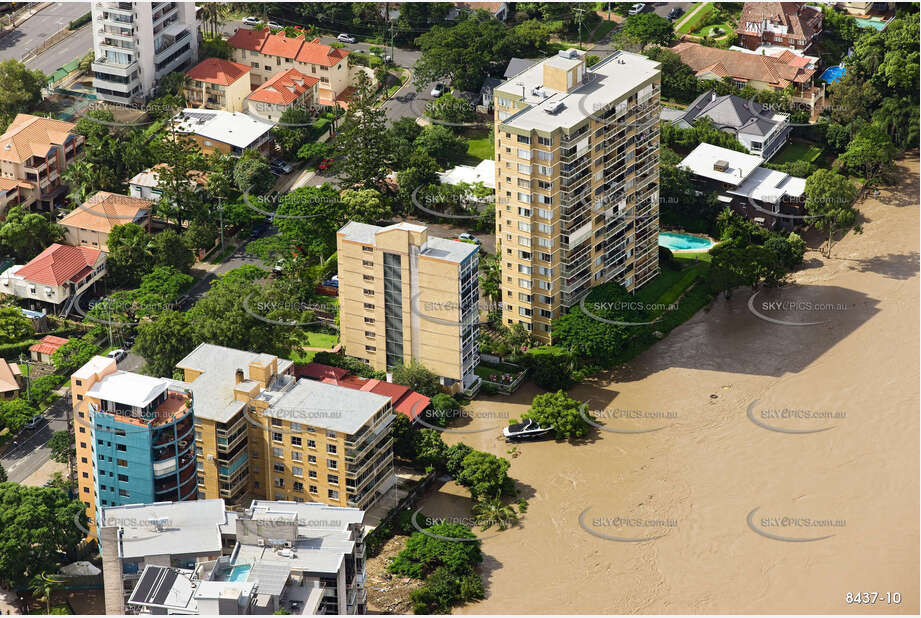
<box><xmin>0</xmin><ymin>388</ymin><xmax>71</xmax><ymax>483</ymax></box>
<box><xmin>0</xmin><ymin>2</ymin><xmax>88</xmax><ymax>62</ymax></box>
<box><xmin>648</xmin><ymin>2</ymin><xmax>694</xmax><ymax>19</ymax></box>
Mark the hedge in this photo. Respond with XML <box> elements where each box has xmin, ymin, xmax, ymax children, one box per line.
<box><xmin>0</xmin><ymin>340</ymin><xmax>39</xmax><ymax>361</ymax></box>
<box><xmin>69</xmin><ymin>12</ymin><xmax>91</xmax><ymax>30</ymax></box>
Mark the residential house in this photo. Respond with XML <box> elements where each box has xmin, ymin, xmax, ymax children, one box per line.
<box><xmin>662</xmin><ymin>90</ymin><xmax>791</xmax><ymax>160</ymax></box>
<box><xmin>0</xmin><ymin>178</ymin><xmax>25</xmax><ymax>217</ymax></box>
<box><xmin>29</xmin><ymin>335</ymin><xmax>70</xmax><ymax>364</ymax></box>
<box><xmin>337</xmin><ymin>222</ymin><xmax>481</xmax><ymax>393</ymax></box>
<box><xmin>59</xmin><ymin>191</ymin><xmax>152</xmax><ymax>252</ymax></box>
<box><xmin>479</xmin><ymin>76</ymin><xmax>503</xmax><ymax>108</ymax></box>
<box><xmin>185</xmin><ymin>57</ymin><xmax>252</xmax><ymax>112</ymax></box>
<box><xmin>171</xmin><ymin>109</ymin><xmax>275</xmax><ymax>157</ymax></box>
<box><xmin>98</xmin><ymin>499</ymin><xmax>227</xmax><ymax>614</ymax></box>
<box><xmin>439</xmin><ymin>159</ymin><xmax>496</xmax><ymax>189</ymax></box>
<box><xmin>128</xmin><ymin>163</ymin><xmax>209</xmax><ymax>201</ymax></box>
<box><xmin>0</xmin><ymin>114</ymin><xmax>85</xmax><ymax>211</ymax></box>
<box><xmin>672</xmin><ymin>41</ymin><xmax>824</xmax><ymax>111</ymax></box>
<box><xmin>735</xmin><ymin>2</ymin><xmax>823</xmax><ymax>52</ymax></box>
<box><xmin>117</xmin><ymin>500</ymin><xmax>367</xmax><ymax>615</ymax></box>
<box><xmin>0</xmin><ymin>244</ymin><xmax>106</xmax><ymax>317</ymax></box>
<box><xmin>227</xmin><ymin>30</ymin><xmax>352</xmax><ymax>107</ymax></box>
<box><xmin>449</xmin><ymin>2</ymin><xmax>510</xmax><ymax>21</ymax></box>
<box><xmin>729</xmin><ymin>44</ymin><xmax>820</xmax><ymax>70</ymax></box>
<box><xmin>0</xmin><ymin>359</ymin><xmax>22</xmax><ymax>400</ymax></box>
<box><xmin>492</xmin><ymin>49</ymin><xmax>662</xmax><ymax>341</ymax></box>
<box><xmin>679</xmin><ymin>142</ymin><xmax>807</xmax><ymax>228</ymax></box>
<box><xmin>246</xmin><ymin>68</ymin><xmax>320</xmax><ymax>123</ymax></box>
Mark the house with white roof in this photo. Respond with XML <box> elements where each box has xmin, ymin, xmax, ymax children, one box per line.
<box><xmin>679</xmin><ymin>143</ymin><xmax>807</xmax><ymax>228</ymax></box>
<box><xmin>171</xmin><ymin>109</ymin><xmax>275</xmax><ymax>157</ymax></box>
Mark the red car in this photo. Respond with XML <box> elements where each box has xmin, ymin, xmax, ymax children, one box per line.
<box><xmin>293</xmin><ymin>25</ymin><xmax>304</xmax><ymax>31</ymax></box>
<box><xmin>318</xmin><ymin>157</ymin><xmax>334</xmax><ymax>171</ymax></box>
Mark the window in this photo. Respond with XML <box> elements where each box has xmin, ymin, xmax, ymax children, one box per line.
<box><xmin>272</xmin><ymin>447</ymin><xmax>284</xmax><ymax>458</ymax></box>
<box><xmin>519</xmin><ymin>307</ymin><xmax>532</xmax><ymax>317</ymax></box>
<box><xmin>271</xmin><ymin>418</ymin><xmax>282</xmax><ymax>427</ymax></box>
<box><xmin>365</xmin><ymin>345</ymin><xmax>376</xmax><ymax>352</ymax></box>
<box><xmin>328</xmin><ymin>489</ymin><xmax>339</xmax><ymax>500</ymax></box>
<box><xmin>535</xmin><ymin>149</ymin><xmax>552</xmax><ymax>161</ymax></box>
<box><xmin>308</xmin><ymin>454</ymin><xmax>317</xmax><ymax>464</ymax></box>
<box><xmin>293</xmin><ymin>481</ymin><xmax>304</xmax><ymax>492</ymax></box>
<box><xmin>536</xmin><ymin>207</ymin><xmax>551</xmax><ymax>219</ymax></box>
<box><xmin>517</xmin><ymin>163</ymin><xmax>532</xmax><ymax>174</ymax></box>
<box><xmin>364</xmin><ymin>317</ymin><xmax>375</xmax><ymax>324</ymax></box>
<box><xmin>77</xmin><ymin>394</ymin><xmax>83</xmax><ymax>401</ymax></box>
<box><xmin>309</xmin><ymin>485</ymin><xmax>318</xmax><ymax>494</ymax></box>
<box><xmin>119</xmin><ymin>489</ymin><xmax>130</xmax><ymax>497</ymax></box>
<box><xmin>116</xmin><ymin>444</ymin><xmax>126</xmax><ymax>452</ymax></box>
<box><xmin>328</xmin><ymin>474</ymin><xmax>339</xmax><ymax>484</ymax></box>
<box><xmin>307</xmin><ymin>440</ymin><xmax>316</xmax><ymax>449</ymax></box>
<box><xmin>291</xmin><ymin>450</ymin><xmax>303</xmax><ymax>462</ymax></box>
<box><xmin>363</xmin><ymin>288</ymin><xmax>374</xmax><ymax>296</ymax></box>
<box><xmin>538</xmin><ymin>136</ymin><xmax>552</xmax><ymax>146</ymax></box>
<box><xmin>539</xmin><ymin>252</ymin><xmax>552</xmax><ymax>262</ymax></box>
<box><xmin>82</xmin><ymin>472</ymin><xmax>88</xmax><ymax>478</ymax></box>
<box><xmin>118</xmin><ymin>474</ymin><xmax>128</xmax><ymax>482</ymax></box>
<box><xmin>273</xmin><ymin>463</ymin><xmax>285</xmax><ymax>473</ymax></box>
<box><xmin>328</xmin><ymin>458</ymin><xmax>338</xmax><ymax>470</ymax></box>
<box><xmin>272</xmin><ymin>432</ymin><xmax>283</xmax><ymax>442</ymax></box>
<box><xmin>517</xmin><ymin>135</ymin><xmax>530</xmax><ymax>144</ymax></box>
<box><xmin>517</xmin><ymin>148</ymin><xmax>531</xmax><ymax>160</ymax></box>
<box><xmin>291</xmin><ymin>436</ymin><xmax>302</xmax><ymax>446</ymax></box>
<box><xmin>309</xmin><ymin>470</ymin><xmax>318</xmax><ymax>479</ymax></box>
<box><xmin>362</xmin><ymin>260</ymin><xmax>373</xmax><ymax>267</ymax></box>
<box><xmin>537</xmin><ymin>236</ymin><xmax>552</xmax><ymax>248</ymax></box>
<box><xmin>292</xmin><ymin>466</ymin><xmax>303</xmax><ymax>477</ymax></box>
<box><xmin>519</xmin><ymin>292</ymin><xmax>532</xmax><ymax>302</ymax></box>
<box><xmin>363</xmin><ymin>302</ymin><xmax>375</xmax><ymax>310</ymax></box>
<box><xmin>540</xmin><ymin>309</ymin><xmax>553</xmax><ymax>318</ymax></box>
<box><xmin>363</xmin><ymin>274</ymin><xmax>374</xmax><ymax>281</ymax></box>
<box><xmin>518</xmin><ymin>264</ymin><xmax>532</xmax><ymax>274</ymax></box>
<box><xmin>362</xmin><ymin>246</ymin><xmax>373</xmax><ymax>252</ymax></box>
<box><xmin>327</xmin><ymin>443</ymin><xmax>337</xmax><ymax>454</ymax></box>
<box><xmin>518</xmin><ymin>221</ymin><xmax>532</xmax><ymax>232</ymax></box>
<box><xmin>537</xmin><ymin>223</ymin><xmax>552</xmax><ymax>234</ymax></box>
<box><xmin>518</xmin><ymin>278</ymin><xmax>532</xmax><ymax>289</ymax></box>
<box><xmin>518</xmin><ymin>207</ymin><xmax>531</xmax><ymax>217</ymax></box>
<box><xmin>365</xmin><ymin>330</ymin><xmax>376</xmax><ymax>338</ymax></box>
<box><xmin>537</xmin><ymin>165</ymin><xmax>551</xmax><ymax>175</ymax></box>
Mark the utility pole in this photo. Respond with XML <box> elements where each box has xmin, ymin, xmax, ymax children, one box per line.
<box><xmin>18</xmin><ymin>353</ymin><xmax>31</xmax><ymax>402</ymax></box>
<box><xmin>573</xmin><ymin>7</ymin><xmax>586</xmax><ymax>50</ymax></box>
<box><xmin>217</xmin><ymin>197</ymin><xmax>225</xmax><ymax>253</ymax></box>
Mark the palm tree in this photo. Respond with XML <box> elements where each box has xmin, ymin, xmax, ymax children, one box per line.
<box><xmin>29</xmin><ymin>574</ymin><xmax>65</xmax><ymax>614</ymax></box>
<box><xmin>473</xmin><ymin>495</ymin><xmax>520</xmax><ymax>531</ymax></box>
<box><xmin>197</xmin><ymin>3</ymin><xmax>226</xmax><ymax>38</ymax></box>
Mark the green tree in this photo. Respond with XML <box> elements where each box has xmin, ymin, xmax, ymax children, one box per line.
<box><xmin>391</xmin><ymin>412</ymin><xmax>416</xmax><ymax>461</ymax></box>
<box><xmin>644</xmin><ymin>47</ymin><xmax>699</xmax><ymax>103</ymax></box>
<box><xmin>197</xmin><ymin>2</ymin><xmax>226</xmax><ymax>38</ymax></box>
<box><xmin>149</xmin><ymin>228</ymin><xmax>195</xmax><ymax>272</ymax></box>
<box><xmin>106</xmin><ymin>223</ymin><xmax>153</xmax><ymax>287</ymax></box>
<box><xmin>426</xmin><ymin>393</ymin><xmax>460</xmax><ymax>427</ymax></box>
<box><xmin>392</xmin><ymin>360</ymin><xmax>442</xmax><ymax>397</ymax></box>
<box><xmin>522</xmin><ymin>346</ymin><xmax>574</xmax><ymax>391</ymax></box>
<box><xmin>272</xmin><ymin>107</ymin><xmax>314</xmax><ymax>160</ymax></box>
<box><xmin>0</xmin><ymin>398</ymin><xmax>38</xmax><ymax>434</ymax></box>
<box><xmin>443</xmin><ymin>442</ymin><xmax>473</xmax><ymax>478</ymax></box>
<box><xmin>0</xmin><ymin>484</ymin><xmax>86</xmax><ymax>587</ymax></box>
<box><xmin>331</xmin><ymin>71</ymin><xmax>394</xmax><ymax>189</ymax></box>
<box><xmin>51</xmin><ymin>337</ymin><xmax>99</xmax><ymax>375</ymax></box>
<box><xmin>135</xmin><ymin>310</ymin><xmax>195</xmax><ymax>377</ymax></box>
<box><xmin>425</xmin><ymin>93</ymin><xmax>475</xmax><ymax>123</ymax></box>
<box><xmin>472</xmin><ymin>495</ymin><xmax>522</xmax><ymax>530</ymax></box>
<box><xmin>339</xmin><ymin>188</ymin><xmax>392</xmax><ymax>224</ymax></box>
<box><xmin>0</xmin><ymin>59</ymin><xmax>45</xmax><ymax>131</ymax></box>
<box><xmin>524</xmin><ymin>390</ymin><xmax>591</xmax><ymax>439</ymax></box>
<box><xmin>455</xmin><ymin>450</ymin><xmax>512</xmax><ymax>500</ymax></box>
<box><xmin>804</xmin><ymin>169</ymin><xmax>861</xmax><ymax>257</ymax></box>
<box><xmin>0</xmin><ymin>306</ymin><xmax>33</xmax><ymax>344</ymax></box>
<box><xmin>414</xmin><ymin>124</ymin><xmax>467</xmax><ymax>168</ymax></box>
<box><xmin>48</xmin><ymin>431</ymin><xmax>74</xmax><ymax>465</ymax></box>
<box><xmin>275</xmin><ymin>185</ymin><xmax>343</xmax><ymax>262</ymax></box>
<box><xmin>388</xmin><ymin>523</ymin><xmax>482</xmax><ymax>578</ymax></box>
<box><xmin>618</xmin><ymin>13</ymin><xmax>675</xmax><ymax>49</ymax></box>
<box><xmin>199</xmin><ymin>36</ymin><xmax>232</xmax><ymax>60</ymax></box>
<box><xmin>411</xmin><ymin>428</ymin><xmax>447</xmax><ymax>469</ymax></box>
<box><xmin>410</xmin><ymin>566</ymin><xmax>484</xmax><ymax>614</ymax></box>
<box><xmin>0</xmin><ymin>207</ymin><xmax>64</xmax><ymax>261</ymax></box>
<box><xmin>838</xmin><ymin>123</ymin><xmax>896</xmax><ymax>182</ymax></box>
<box><xmin>0</xmin><ymin>463</ymin><xmax>6</xmax><ymax>482</ymax></box>
<box><xmin>234</xmin><ymin>150</ymin><xmax>274</xmax><ymax>194</ymax></box>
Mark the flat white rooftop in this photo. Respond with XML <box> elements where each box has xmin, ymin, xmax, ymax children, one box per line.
<box><xmin>728</xmin><ymin>166</ymin><xmax>806</xmax><ymax>204</ymax></box>
<box><xmin>678</xmin><ymin>143</ymin><xmax>764</xmax><ymax>186</ymax></box>
<box><xmin>102</xmin><ymin>499</ymin><xmax>226</xmax><ymax>560</ymax></box>
<box><xmin>173</xmin><ymin>109</ymin><xmax>274</xmax><ymax>149</ymax></box>
<box><xmin>87</xmin><ymin>370</ymin><xmax>169</xmax><ymax>409</ymax></box>
<box><xmin>495</xmin><ymin>50</ymin><xmax>661</xmax><ymax>132</ymax></box>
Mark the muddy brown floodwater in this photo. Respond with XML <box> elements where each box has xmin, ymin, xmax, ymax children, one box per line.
<box><xmin>420</xmin><ymin>158</ymin><xmax>920</xmax><ymax>614</ymax></box>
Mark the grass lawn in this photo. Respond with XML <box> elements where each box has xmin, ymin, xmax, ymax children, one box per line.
<box><xmin>287</xmin><ymin>349</ymin><xmax>318</xmax><ymax>364</ymax></box>
<box><xmin>676</xmin><ymin>2</ymin><xmax>712</xmax><ymax>34</ymax></box>
<box><xmin>465</xmin><ymin>135</ymin><xmax>494</xmax><ymax>163</ymax></box>
<box><xmin>693</xmin><ymin>22</ymin><xmax>733</xmax><ymax>38</ymax></box>
<box><xmin>590</xmin><ymin>20</ymin><xmax>618</xmax><ymax>42</ymax></box>
<box><xmin>773</xmin><ymin>141</ymin><xmax>823</xmax><ymax>165</ymax></box>
<box><xmin>295</xmin><ymin>329</ymin><xmax>338</xmax><ymax>349</ymax></box>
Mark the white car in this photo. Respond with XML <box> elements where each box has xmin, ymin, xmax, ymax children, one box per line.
<box><xmin>107</xmin><ymin>348</ymin><xmax>127</xmax><ymax>362</ymax></box>
<box><xmin>242</xmin><ymin>16</ymin><xmax>260</xmax><ymax>26</ymax></box>
<box><xmin>268</xmin><ymin>21</ymin><xmax>283</xmax><ymax>30</ymax></box>
<box><xmin>337</xmin><ymin>33</ymin><xmax>356</xmax><ymax>44</ymax></box>
<box><xmin>628</xmin><ymin>3</ymin><xmax>645</xmax><ymax>15</ymax></box>
<box><xmin>430</xmin><ymin>83</ymin><xmax>446</xmax><ymax>97</ymax></box>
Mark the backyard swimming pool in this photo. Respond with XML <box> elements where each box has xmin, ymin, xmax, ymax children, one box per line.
<box><xmin>659</xmin><ymin>232</ymin><xmax>715</xmax><ymax>252</ymax></box>
<box><xmin>227</xmin><ymin>564</ymin><xmax>252</xmax><ymax>582</ymax></box>
<box><xmin>854</xmin><ymin>16</ymin><xmax>888</xmax><ymax>30</ymax></box>
<box><xmin>820</xmin><ymin>65</ymin><xmax>846</xmax><ymax>84</ymax></box>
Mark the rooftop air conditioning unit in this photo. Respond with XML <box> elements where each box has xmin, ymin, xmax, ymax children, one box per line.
<box><xmin>257</xmin><ymin>538</ymin><xmax>265</xmax><ymax>547</ymax></box>
<box><xmin>713</xmin><ymin>160</ymin><xmax>730</xmax><ymax>172</ymax></box>
<box><xmin>543</xmin><ymin>101</ymin><xmax>565</xmax><ymax>115</ymax></box>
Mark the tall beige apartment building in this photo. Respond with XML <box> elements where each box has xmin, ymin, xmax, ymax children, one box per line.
<box><xmin>337</xmin><ymin>222</ymin><xmax>481</xmax><ymax>393</ymax></box>
<box><xmin>493</xmin><ymin>49</ymin><xmax>662</xmax><ymax>341</ymax></box>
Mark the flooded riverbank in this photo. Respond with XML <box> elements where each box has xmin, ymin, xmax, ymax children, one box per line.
<box><xmin>430</xmin><ymin>158</ymin><xmax>920</xmax><ymax>614</ymax></box>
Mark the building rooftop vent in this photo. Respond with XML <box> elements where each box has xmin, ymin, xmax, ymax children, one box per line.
<box><xmin>713</xmin><ymin>160</ymin><xmax>730</xmax><ymax>172</ymax></box>
<box><xmin>558</xmin><ymin>48</ymin><xmax>579</xmax><ymax>59</ymax></box>
<box><xmin>543</xmin><ymin>101</ymin><xmax>565</xmax><ymax>114</ymax></box>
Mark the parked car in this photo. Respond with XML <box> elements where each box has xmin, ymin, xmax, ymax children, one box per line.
<box><xmin>267</xmin><ymin>21</ymin><xmax>283</xmax><ymax>30</ymax></box>
<box><xmin>430</xmin><ymin>82</ymin><xmax>446</xmax><ymax>97</ymax></box>
<box><xmin>107</xmin><ymin>349</ymin><xmax>127</xmax><ymax>362</ymax></box>
<box><xmin>458</xmin><ymin>233</ymin><xmax>481</xmax><ymax>245</ymax></box>
<box><xmin>273</xmin><ymin>259</ymin><xmax>285</xmax><ymax>275</ymax></box>
<box><xmin>271</xmin><ymin>159</ymin><xmax>293</xmax><ymax>174</ymax></box>
<box><xmin>321</xmin><ymin>276</ymin><xmax>339</xmax><ymax>289</ymax></box>
<box><xmin>318</xmin><ymin>157</ymin><xmax>334</xmax><ymax>171</ymax></box>
<box><xmin>503</xmin><ymin>419</ymin><xmax>554</xmax><ymax>441</ymax></box>
<box><xmin>242</xmin><ymin>16</ymin><xmax>260</xmax><ymax>25</ymax></box>
<box><xmin>628</xmin><ymin>3</ymin><xmax>645</xmax><ymax>15</ymax></box>
<box><xmin>337</xmin><ymin>33</ymin><xmax>356</xmax><ymax>44</ymax></box>
<box><xmin>293</xmin><ymin>25</ymin><xmax>304</xmax><ymax>31</ymax></box>
<box><xmin>25</xmin><ymin>414</ymin><xmax>44</xmax><ymax>430</ymax></box>
<box><xmin>667</xmin><ymin>7</ymin><xmax>684</xmax><ymax>20</ymax></box>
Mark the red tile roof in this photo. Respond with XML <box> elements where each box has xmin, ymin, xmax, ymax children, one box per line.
<box><xmin>295</xmin><ymin>363</ymin><xmax>431</xmax><ymax>421</ymax></box>
<box><xmin>247</xmin><ymin>68</ymin><xmax>319</xmax><ymax>105</ymax></box>
<box><xmin>0</xmin><ymin>359</ymin><xmax>20</xmax><ymax>393</ymax></box>
<box><xmin>186</xmin><ymin>57</ymin><xmax>251</xmax><ymax>86</ymax></box>
<box><xmin>16</xmin><ymin>243</ymin><xmax>103</xmax><ymax>287</ymax></box>
<box><xmin>227</xmin><ymin>27</ymin><xmax>269</xmax><ymax>52</ymax></box>
<box><xmin>672</xmin><ymin>42</ymin><xmax>815</xmax><ymax>86</ymax></box>
<box><xmin>260</xmin><ymin>32</ymin><xmax>304</xmax><ymax>59</ymax></box>
<box><xmin>296</xmin><ymin>38</ymin><xmax>349</xmax><ymax>66</ymax></box>
<box><xmin>29</xmin><ymin>335</ymin><xmax>70</xmax><ymax>356</ymax></box>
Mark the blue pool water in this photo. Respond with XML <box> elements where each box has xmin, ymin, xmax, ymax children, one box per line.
<box><xmin>820</xmin><ymin>65</ymin><xmax>846</xmax><ymax>84</ymax></box>
<box><xmin>854</xmin><ymin>17</ymin><xmax>887</xmax><ymax>30</ymax></box>
<box><xmin>227</xmin><ymin>564</ymin><xmax>252</xmax><ymax>582</ymax></box>
<box><xmin>659</xmin><ymin>232</ymin><xmax>715</xmax><ymax>252</ymax></box>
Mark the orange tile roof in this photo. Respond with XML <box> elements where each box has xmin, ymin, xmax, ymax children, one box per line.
<box><xmin>29</xmin><ymin>335</ymin><xmax>70</xmax><ymax>356</ymax></box>
<box><xmin>247</xmin><ymin>68</ymin><xmax>319</xmax><ymax>105</ymax></box>
<box><xmin>60</xmin><ymin>191</ymin><xmax>152</xmax><ymax>234</ymax></box>
<box><xmin>186</xmin><ymin>57</ymin><xmax>251</xmax><ymax>86</ymax></box>
<box><xmin>17</xmin><ymin>243</ymin><xmax>103</xmax><ymax>287</ymax></box>
<box><xmin>0</xmin><ymin>114</ymin><xmax>78</xmax><ymax>164</ymax></box>
<box><xmin>672</xmin><ymin>42</ymin><xmax>815</xmax><ymax>86</ymax></box>
<box><xmin>0</xmin><ymin>359</ymin><xmax>20</xmax><ymax>393</ymax></box>
<box><xmin>295</xmin><ymin>38</ymin><xmax>349</xmax><ymax>66</ymax></box>
<box><xmin>260</xmin><ymin>31</ymin><xmax>304</xmax><ymax>59</ymax></box>
<box><xmin>0</xmin><ymin>178</ymin><xmax>20</xmax><ymax>192</ymax></box>
<box><xmin>227</xmin><ymin>27</ymin><xmax>270</xmax><ymax>52</ymax></box>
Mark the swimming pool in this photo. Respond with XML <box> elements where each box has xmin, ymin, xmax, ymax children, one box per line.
<box><xmin>659</xmin><ymin>232</ymin><xmax>715</xmax><ymax>252</ymax></box>
<box><xmin>820</xmin><ymin>65</ymin><xmax>846</xmax><ymax>84</ymax></box>
<box><xmin>227</xmin><ymin>564</ymin><xmax>252</xmax><ymax>582</ymax></box>
<box><xmin>854</xmin><ymin>16</ymin><xmax>888</xmax><ymax>30</ymax></box>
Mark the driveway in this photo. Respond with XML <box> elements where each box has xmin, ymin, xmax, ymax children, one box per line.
<box><xmin>0</xmin><ymin>388</ymin><xmax>71</xmax><ymax>483</ymax></box>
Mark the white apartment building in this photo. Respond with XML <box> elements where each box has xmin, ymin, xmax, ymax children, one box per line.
<box><xmin>91</xmin><ymin>1</ymin><xmax>199</xmax><ymax>104</ymax></box>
